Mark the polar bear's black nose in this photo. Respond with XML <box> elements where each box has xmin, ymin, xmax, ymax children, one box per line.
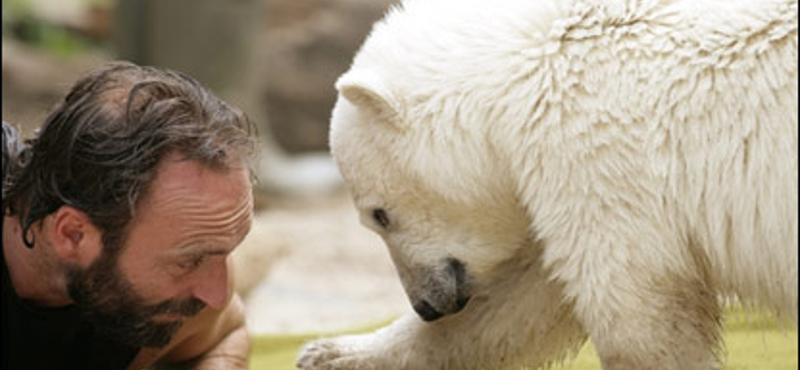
<box><xmin>456</xmin><ymin>295</ymin><xmax>471</xmax><ymax>311</ymax></box>
<box><xmin>413</xmin><ymin>300</ymin><xmax>443</xmax><ymax>322</ymax></box>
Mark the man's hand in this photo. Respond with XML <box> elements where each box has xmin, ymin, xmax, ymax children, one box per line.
<box><xmin>178</xmin><ymin>323</ymin><xmax>249</xmax><ymax>370</ymax></box>
<box><xmin>163</xmin><ymin>293</ymin><xmax>250</xmax><ymax>369</ymax></box>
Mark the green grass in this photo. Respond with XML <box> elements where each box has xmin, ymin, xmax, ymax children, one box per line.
<box><xmin>250</xmin><ymin>309</ymin><xmax>797</xmax><ymax>370</ymax></box>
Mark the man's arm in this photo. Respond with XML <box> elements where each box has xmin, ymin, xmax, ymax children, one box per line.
<box><xmin>151</xmin><ymin>294</ymin><xmax>251</xmax><ymax>370</ymax></box>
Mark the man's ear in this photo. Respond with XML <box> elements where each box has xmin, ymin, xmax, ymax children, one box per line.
<box><xmin>49</xmin><ymin>206</ymin><xmax>103</xmax><ymax>266</ymax></box>
<box><xmin>336</xmin><ymin>69</ymin><xmax>406</xmax><ymax>130</ymax></box>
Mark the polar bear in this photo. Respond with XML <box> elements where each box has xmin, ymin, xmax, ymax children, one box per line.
<box><xmin>297</xmin><ymin>0</ymin><xmax>798</xmax><ymax>369</ymax></box>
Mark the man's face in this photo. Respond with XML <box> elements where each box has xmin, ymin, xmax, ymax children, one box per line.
<box><xmin>67</xmin><ymin>155</ymin><xmax>253</xmax><ymax>348</ymax></box>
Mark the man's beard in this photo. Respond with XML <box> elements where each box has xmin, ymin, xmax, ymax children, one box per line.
<box><xmin>66</xmin><ymin>247</ymin><xmax>206</xmax><ymax>349</ymax></box>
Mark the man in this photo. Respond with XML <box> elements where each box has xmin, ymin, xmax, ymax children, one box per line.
<box><xmin>2</xmin><ymin>62</ymin><xmax>257</xmax><ymax>369</ymax></box>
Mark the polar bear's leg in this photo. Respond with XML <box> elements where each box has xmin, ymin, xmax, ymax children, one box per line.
<box><xmin>587</xmin><ymin>275</ymin><xmax>722</xmax><ymax>370</ymax></box>
<box><xmin>297</xmin><ymin>248</ymin><xmax>587</xmax><ymax>370</ymax></box>
<box><xmin>544</xmin><ymin>220</ymin><xmax>723</xmax><ymax>370</ymax></box>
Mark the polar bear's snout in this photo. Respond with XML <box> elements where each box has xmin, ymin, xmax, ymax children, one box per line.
<box><xmin>411</xmin><ymin>258</ymin><xmax>473</xmax><ymax>322</ymax></box>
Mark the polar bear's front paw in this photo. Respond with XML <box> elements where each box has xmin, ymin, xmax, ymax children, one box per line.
<box><xmin>296</xmin><ymin>339</ymin><xmax>343</xmax><ymax>369</ymax></box>
<box><xmin>296</xmin><ymin>337</ymin><xmax>374</xmax><ymax>370</ymax></box>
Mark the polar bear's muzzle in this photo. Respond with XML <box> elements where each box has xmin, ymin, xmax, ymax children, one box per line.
<box><xmin>411</xmin><ymin>258</ymin><xmax>473</xmax><ymax>322</ymax></box>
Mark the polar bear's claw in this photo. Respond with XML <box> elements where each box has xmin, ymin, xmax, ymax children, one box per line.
<box><xmin>296</xmin><ymin>339</ymin><xmax>363</xmax><ymax>370</ymax></box>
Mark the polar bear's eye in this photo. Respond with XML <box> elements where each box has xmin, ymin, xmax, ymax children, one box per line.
<box><xmin>372</xmin><ymin>208</ymin><xmax>390</xmax><ymax>228</ymax></box>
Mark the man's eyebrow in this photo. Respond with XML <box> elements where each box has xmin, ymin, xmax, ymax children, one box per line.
<box><xmin>178</xmin><ymin>243</ymin><xmax>232</xmax><ymax>256</ymax></box>
<box><xmin>200</xmin><ymin>249</ymin><xmax>229</xmax><ymax>256</ymax></box>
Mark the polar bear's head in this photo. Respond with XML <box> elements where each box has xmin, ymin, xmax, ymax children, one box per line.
<box><xmin>329</xmin><ymin>68</ymin><xmax>533</xmax><ymax>322</ymax></box>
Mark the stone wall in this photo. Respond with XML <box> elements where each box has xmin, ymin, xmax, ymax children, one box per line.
<box><xmin>258</xmin><ymin>0</ymin><xmax>397</xmax><ymax>152</ymax></box>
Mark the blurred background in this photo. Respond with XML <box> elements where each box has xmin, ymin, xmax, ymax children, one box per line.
<box><xmin>2</xmin><ymin>0</ymin><xmax>410</xmax><ymax>342</ymax></box>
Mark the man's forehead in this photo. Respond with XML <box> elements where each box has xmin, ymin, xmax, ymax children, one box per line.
<box><xmin>151</xmin><ymin>152</ymin><xmax>250</xmax><ymax>195</ymax></box>
<box><xmin>134</xmin><ymin>154</ymin><xmax>253</xmax><ymax>231</ymax></box>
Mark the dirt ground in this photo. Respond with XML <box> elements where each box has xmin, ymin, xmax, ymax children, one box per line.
<box><xmin>237</xmin><ymin>193</ymin><xmax>409</xmax><ymax>335</ymax></box>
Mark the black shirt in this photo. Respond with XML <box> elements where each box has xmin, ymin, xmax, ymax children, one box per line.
<box><xmin>1</xmin><ymin>252</ymin><xmax>140</xmax><ymax>369</ymax></box>
<box><xmin>2</xmin><ymin>121</ymin><xmax>140</xmax><ymax>369</ymax></box>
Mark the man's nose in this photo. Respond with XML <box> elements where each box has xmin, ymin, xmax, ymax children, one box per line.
<box><xmin>192</xmin><ymin>259</ymin><xmax>230</xmax><ymax>310</ymax></box>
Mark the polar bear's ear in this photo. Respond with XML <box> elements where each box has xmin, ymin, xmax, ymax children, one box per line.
<box><xmin>336</xmin><ymin>70</ymin><xmax>405</xmax><ymax>130</ymax></box>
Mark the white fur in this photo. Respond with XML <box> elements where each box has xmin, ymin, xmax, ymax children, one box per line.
<box><xmin>298</xmin><ymin>0</ymin><xmax>798</xmax><ymax>368</ymax></box>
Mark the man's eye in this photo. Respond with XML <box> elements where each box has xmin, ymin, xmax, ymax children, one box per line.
<box><xmin>180</xmin><ymin>255</ymin><xmax>207</xmax><ymax>270</ymax></box>
<box><xmin>372</xmin><ymin>208</ymin><xmax>390</xmax><ymax>228</ymax></box>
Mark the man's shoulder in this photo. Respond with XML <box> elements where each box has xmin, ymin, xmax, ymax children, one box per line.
<box><xmin>3</xmin><ymin>120</ymin><xmax>23</xmax><ymax>182</ymax></box>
